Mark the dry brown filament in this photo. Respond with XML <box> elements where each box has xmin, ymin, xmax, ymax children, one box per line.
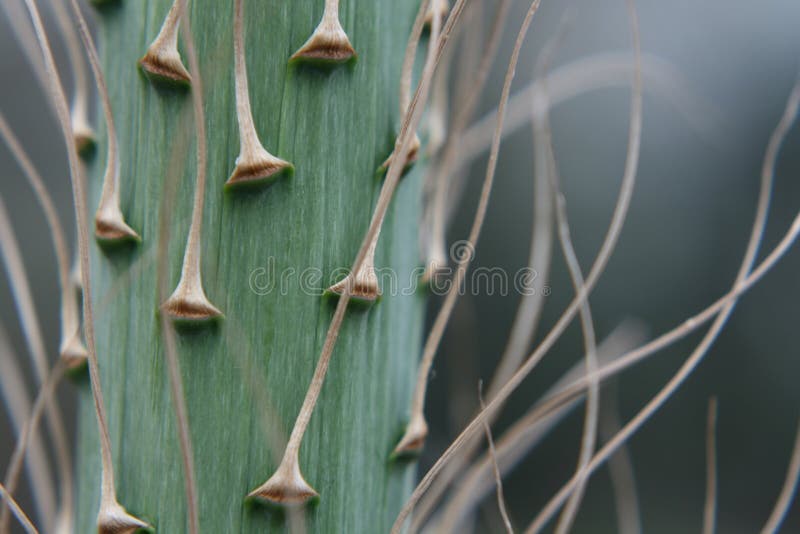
<box><xmin>227</xmin><ymin>0</ymin><xmax>293</xmax><ymax>188</ymax></box>
<box><xmin>393</xmin><ymin>0</ymin><xmax>540</xmax><ymax>460</ymax></box>
<box><xmin>19</xmin><ymin>0</ymin><xmax>151</xmax><ymax>530</ymax></box>
<box><xmin>161</xmin><ymin>15</ymin><xmax>222</xmax><ymax>322</ymax></box>
<box><xmin>0</xmin><ymin>111</ymin><xmax>87</xmax><ymax>368</ymax></box>
<box><xmin>68</xmin><ymin>0</ymin><xmax>139</xmax><ymax>243</ymax></box>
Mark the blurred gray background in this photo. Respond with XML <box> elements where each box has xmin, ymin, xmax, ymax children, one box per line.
<box><xmin>2</xmin><ymin>0</ymin><xmax>799</xmax><ymax>532</ymax></box>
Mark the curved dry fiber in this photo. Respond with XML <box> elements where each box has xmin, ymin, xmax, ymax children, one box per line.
<box><xmin>0</xmin><ymin>110</ymin><xmax>87</xmax><ymax>371</ymax></box>
<box><xmin>540</xmin><ymin>108</ymin><xmax>600</xmax><ymax>534</ymax></box>
<box><xmin>0</xmin><ymin>0</ymin><xmax>48</xmax><ymax>103</ymax></box>
<box><xmin>18</xmin><ymin>0</ymin><xmax>148</xmax><ymax>531</ymax></box>
<box><xmin>395</xmin><ymin>0</ymin><xmax>543</xmax><ymax>459</ymax></box>
<box><xmin>523</xmin><ymin>68</ymin><xmax>800</xmax><ymax>534</ymax></box>
<box><xmin>760</xmin><ymin>421</ymin><xmax>800</xmax><ymax>534</ymax></box>
<box><xmin>0</xmin><ymin>197</ymin><xmax>73</xmax><ymax>534</ymax></box>
<box><xmin>703</xmin><ymin>398</ymin><xmax>718</xmax><ymax>534</ymax></box>
<box><xmin>478</xmin><ymin>385</ymin><xmax>513</xmax><ymax>533</ymax></box>
<box><xmin>431</xmin><ymin>207</ymin><xmax>800</xmax><ymax>531</ymax></box>
<box><xmin>0</xmin><ymin>324</ymin><xmax>54</xmax><ymax>530</ymax></box>
<box><xmin>153</xmin><ymin>16</ymin><xmax>205</xmax><ymax>533</ymax></box>
<box><xmin>431</xmin><ymin>322</ymin><xmax>646</xmax><ymax>532</ymax></box>
<box><xmin>0</xmin><ymin>482</ymin><xmax>38</xmax><ymax>534</ymax></box>
<box><xmin>393</xmin><ymin>0</ymin><xmax>644</xmax><ymax>526</ymax></box>
<box><xmin>67</xmin><ymin>0</ymin><xmax>138</xmax><ymax>243</ymax></box>
<box><xmin>420</xmin><ymin>0</ymin><xmax>511</xmax><ymax>282</ymax></box>
<box><xmin>599</xmin><ymin>382</ymin><xmax>642</xmax><ymax>534</ymax></box>
<box><xmin>416</xmin><ymin>51</ymin><xmax>700</xmax><ymax>533</ymax></box>
<box><xmin>0</xmin><ymin>358</ymin><xmax>66</xmax><ymax>534</ymax></box>
<box><xmin>51</xmin><ymin>0</ymin><xmax>94</xmax><ymax>148</ymax></box>
<box><xmin>528</xmin><ymin>17</ymin><xmax>608</xmax><ymax>531</ymax></box>
<box><xmin>447</xmin><ymin>52</ymin><xmax>718</xmax><ymax>219</ymax></box>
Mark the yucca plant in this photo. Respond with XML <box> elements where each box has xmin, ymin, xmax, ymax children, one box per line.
<box><xmin>2</xmin><ymin>0</ymin><xmax>800</xmax><ymax>533</ymax></box>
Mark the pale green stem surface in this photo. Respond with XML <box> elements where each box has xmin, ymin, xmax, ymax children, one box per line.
<box><xmin>74</xmin><ymin>1</ymin><xmax>425</xmax><ymax>531</ymax></box>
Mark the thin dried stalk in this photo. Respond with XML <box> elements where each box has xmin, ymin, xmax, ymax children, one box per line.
<box><xmin>139</xmin><ymin>0</ymin><xmax>191</xmax><ymax>84</ymax></box>
<box><xmin>0</xmin><ymin>482</ymin><xmax>38</xmax><ymax>534</ymax></box>
<box><xmin>0</xmin><ymin>324</ymin><xmax>54</xmax><ymax>531</ymax></box>
<box><xmin>378</xmin><ymin>0</ymin><xmax>437</xmax><ymax>173</ymax></box>
<box><xmin>421</xmin><ymin>0</ymin><xmax>511</xmax><ymax>283</ymax></box>
<box><xmin>537</xmin><ymin>24</ymin><xmax>601</xmax><ymax>534</ymax></box>
<box><xmin>703</xmin><ymin>398</ymin><xmax>718</xmax><ymax>534</ymax></box>
<box><xmin>19</xmin><ymin>0</ymin><xmax>150</xmax><ymax>530</ymax></box>
<box><xmin>0</xmin><ymin>111</ymin><xmax>87</xmax><ymax>368</ymax></box>
<box><xmin>599</xmin><ymin>381</ymin><xmax>642</xmax><ymax>534</ymax></box>
<box><xmin>410</xmin><ymin>3</ymin><xmax>541</xmax><ymax>519</ymax></box>
<box><xmin>0</xmin><ymin>357</ymin><xmax>65</xmax><ymax>534</ymax></box>
<box><xmin>432</xmin><ymin>323</ymin><xmax>646</xmax><ymax>533</ymax></box>
<box><xmin>51</xmin><ymin>0</ymin><xmax>94</xmax><ymax>153</ymax></box>
<box><xmin>478</xmin><ymin>384</ymin><xmax>513</xmax><ymax>534</ymax></box>
<box><xmin>393</xmin><ymin>0</ymin><xmax>644</xmax><ymax>522</ymax></box>
<box><xmin>448</xmin><ymin>53</ymin><xmax>717</xmax><ymax>219</ymax></box>
<box><xmin>68</xmin><ymin>0</ymin><xmax>139</xmax><ymax>242</ymax></box>
<box><xmin>524</xmin><ymin>37</ymin><xmax>799</xmax><ymax>534</ymax></box>
<box><xmin>0</xmin><ymin>0</ymin><xmax>48</xmax><ymax>105</ymax></box>
<box><xmin>437</xmin><ymin>205</ymin><xmax>800</xmax><ymax>531</ymax></box>
<box><xmin>160</xmin><ymin>321</ymin><xmax>199</xmax><ymax>534</ymax></box>
<box><xmin>0</xmin><ymin>198</ymin><xmax>73</xmax><ymax>534</ymax></box>
<box><xmin>161</xmin><ymin>15</ymin><xmax>222</xmax><ymax>321</ymax></box>
<box><xmin>227</xmin><ymin>0</ymin><xmax>292</xmax><ymax>188</ymax></box>
<box><xmin>760</xmin><ymin>421</ymin><xmax>800</xmax><ymax>534</ymax></box>
<box><xmin>393</xmin><ymin>0</ymin><xmax>543</xmax><ymax>459</ymax></box>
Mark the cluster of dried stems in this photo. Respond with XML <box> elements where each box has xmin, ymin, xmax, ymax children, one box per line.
<box><xmin>0</xmin><ymin>0</ymin><xmax>799</xmax><ymax>533</ymax></box>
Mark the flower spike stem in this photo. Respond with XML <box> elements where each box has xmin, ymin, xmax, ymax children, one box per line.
<box><xmin>290</xmin><ymin>0</ymin><xmax>356</xmax><ymax>65</ymax></box>
<box><xmin>139</xmin><ymin>0</ymin><xmax>191</xmax><ymax>86</ymax></box>
<box><xmin>227</xmin><ymin>0</ymin><xmax>293</xmax><ymax>189</ymax></box>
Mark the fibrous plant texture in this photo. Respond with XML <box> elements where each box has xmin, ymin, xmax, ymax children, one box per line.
<box><xmin>2</xmin><ymin>0</ymin><xmax>800</xmax><ymax>533</ymax></box>
<box><xmin>35</xmin><ymin>0</ymin><xmax>424</xmax><ymax>531</ymax></box>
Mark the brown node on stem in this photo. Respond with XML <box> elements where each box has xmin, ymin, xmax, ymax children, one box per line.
<box><xmin>421</xmin><ymin>239</ymin><xmax>448</xmax><ymax>286</ymax></box>
<box><xmin>227</xmin><ymin>150</ymin><xmax>293</xmax><ymax>188</ymax></box>
<box><xmin>72</xmin><ymin>117</ymin><xmax>96</xmax><ymax>157</ymax></box>
<box><xmin>326</xmin><ymin>269</ymin><xmax>381</xmax><ymax>302</ymax></box>
<box><xmin>94</xmin><ymin>203</ymin><xmax>140</xmax><ymax>243</ymax></box>
<box><xmin>392</xmin><ymin>413</ymin><xmax>429</xmax><ymax>458</ymax></box>
<box><xmin>424</xmin><ymin>0</ymin><xmax>450</xmax><ymax>27</ymax></box>
<box><xmin>290</xmin><ymin>0</ymin><xmax>356</xmax><ymax>64</ymax></box>
<box><xmin>59</xmin><ymin>331</ymin><xmax>88</xmax><ymax>370</ymax></box>
<box><xmin>326</xmin><ymin>238</ymin><xmax>381</xmax><ymax>302</ymax></box>
<box><xmin>248</xmin><ymin>458</ymin><xmax>319</xmax><ymax>505</ymax></box>
<box><xmin>97</xmin><ymin>501</ymin><xmax>151</xmax><ymax>534</ymax></box>
<box><xmin>377</xmin><ymin>132</ymin><xmax>421</xmax><ymax>176</ymax></box>
<box><xmin>139</xmin><ymin>0</ymin><xmax>191</xmax><ymax>85</ymax></box>
<box><xmin>139</xmin><ymin>48</ymin><xmax>191</xmax><ymax>85</ymax></box>
<box><xmin>160</xmin><ymin>277</ymin><xmax>223</xmax><ymax>321</ymax></box>
<box><xmin>228</xmin><ymin>0</ymin><xmax>293</xmax><ymax>189</ymax></box>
